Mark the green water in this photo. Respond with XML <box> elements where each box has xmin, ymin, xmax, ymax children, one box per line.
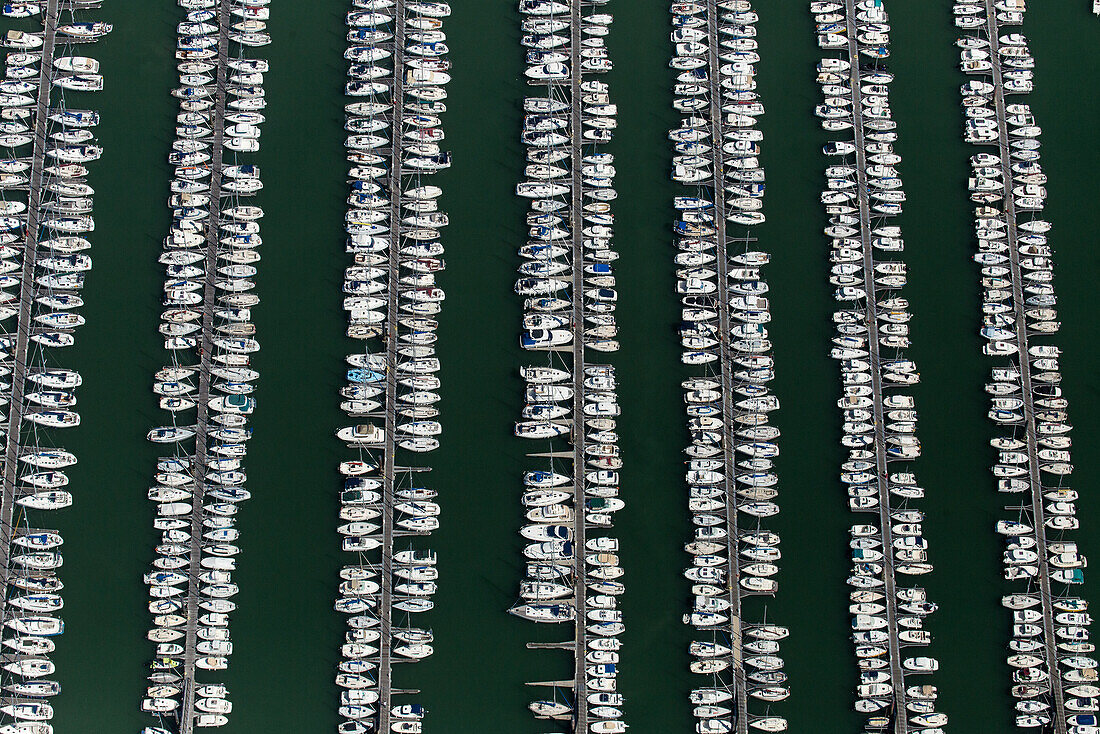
<box><xmin>15</xmin><ymin>1</ymin><xmax>1098</xmax><ymax>733</ymax></box>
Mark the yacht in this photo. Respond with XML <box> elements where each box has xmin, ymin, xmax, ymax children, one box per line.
<box><xmin>515</xmin><ymin>421</ymin><xmax>568</xmax><ymax>439</ymax></box>
<box><xmin>334</xmin><ymin>422</ymin><xmax>384</xmax><ymax>446</ymax></box>
<box><xmin>510</xmin><ymin>603</ymin><xmax>575</xmax><ymax>623</ymax></box>
<box><xmin>145</xmin><ymin>424</ymin><xmax>195</xmax><ymax>443</ymax></box>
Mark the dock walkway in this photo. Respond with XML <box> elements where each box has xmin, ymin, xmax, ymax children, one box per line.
<box><xmin>376</xmin><ymin>1</ymin><xmax>407</xmax><ymax>730</ymax></box>
<box><xmin>983</xmin><ymin>6</ymin><xmax>1067</xmax><ymax>732</ymax></box>
<box><xmin>178</xmin><ymin>1</ymin><xmax>231</xmax><ymax>732</ymax></box>
<box><xmin>840</xmin><ymin>0</ymin><xmax>921</xmax><ymax>729</ymax></box>
<box><xmin>703</xmin><ymin>1</ymin><xmax>748</xmax><ymax>731</ymax></box>
<box><xmin>0</xmin><ymin>0</ymin><xmax>60</xmax><ymax>614</ymax></box>
<box><xmin>568</xmin><ymin>1</ymin><xmax>590</xmax><ymax>729</ymax></box>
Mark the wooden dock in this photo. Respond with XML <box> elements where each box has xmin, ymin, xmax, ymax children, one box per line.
<box><xmin>983</xmin><ymin>6</ymin><xmax>1067</xmax><ymax>732</ymax></box>
<box><xmin>178</xmin><ymin>1</ymin><xmax>231</xmax><ymax>732</ymax></box>
<box><xmin>842</xmin><ymin>1</ymin><xmax>910</xmax><ymax>730</ymax></box>
<box><xmin>0</xmin><ymin>0</ymin><xmax>61</xmax><ymax>619</ymax></box>
<box><xmin>376</xmin><ymin>1</ymin><xmax>407</xmax><ymax>731</ymax></box>
<box><xmin>568</xmin><ymin>0</ymin><xmax>591</xmax><ymax>729</ymax></box>
<box><xmin>703</xmin><ymin>1</ymin><xmax>750</xmax><ymax>731</ymax></box>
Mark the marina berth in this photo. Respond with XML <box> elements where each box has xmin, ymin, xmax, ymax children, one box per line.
<box><xmin>811</xmin><ymin>0</ymin><xmax>943</xmax><ymax>730</ymax></box>
<box><xmin>510</xmin><ymin>1</ymin><xmax>625</xmax><ymax>732</ymax></box>
<box><xmin>333</xmin><ymin>0</ymin><xmax>454</xmax><ymax>732</ymax></box>
<box><xmin>0</xmin><ymin>1</ymin><xmax>108</xmax><ymax>730</ymax></box>
<box><xmin>955</xmin><ymin>2</ymin><xmax>1085</xmax><ymax>731</ymax></box>
<box><xmin>667</xmin><ymin>1</ymin><xmax>788</xmax><ymax>732</ymax></box>
<box><xmin>140</xmin><ymin>0</ymin><xmax>269</xmax><ymax>731</ymax></box>
<box><xmin>0</xmin><ymin>1</ymin><xmax>1085</xmax><ymax>730</ymax></box>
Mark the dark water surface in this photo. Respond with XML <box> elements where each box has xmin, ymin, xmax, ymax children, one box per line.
<box><xmin>23</xmin><ymin>1</ymin><xmax>1099</xmax><ymax>732</ymax></box>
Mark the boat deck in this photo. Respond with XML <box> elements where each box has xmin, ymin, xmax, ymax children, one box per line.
<box><xmin>0</xmin><ymin>0</ymin><xmax>60</xmax><ymax>622</ymax></box>
<box><xmin>983</xmin><ymin>6</ymin><xmax>1067</xmax><ymax>732</ymax></box>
